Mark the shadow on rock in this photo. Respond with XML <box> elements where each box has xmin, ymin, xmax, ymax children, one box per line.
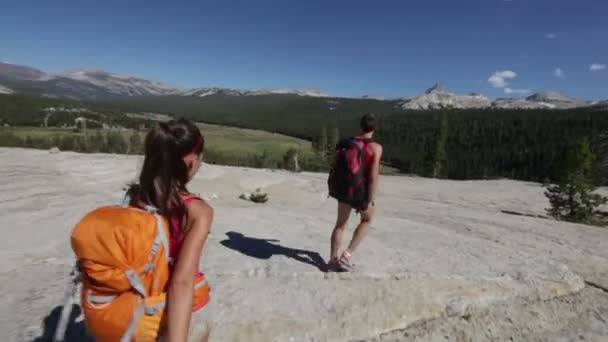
<box><xmin>32</xmin><ymin>304</ymin><xmax>92</xmax><ymax>342</ymax></box>
<box><xmin>220</xmin><ymin>231</ymin><xmax>327</xmax><ymax>272</ymax></box>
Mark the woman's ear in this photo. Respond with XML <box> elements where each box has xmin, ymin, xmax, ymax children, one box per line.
<box><xmin>183</xmin><ymin>154</ymin><xmax>196</xmax><ymax>169</ymax></box>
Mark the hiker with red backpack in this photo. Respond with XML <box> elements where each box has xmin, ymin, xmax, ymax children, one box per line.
<box><xmin>327</xmin><ymin>113</ymin><xmax>383</xmax><ymax>272</ymax></box>
<box><xmin>59</xmin><ymin>118</ymin><xmax>214</xmax><ymax>342</ymax></box>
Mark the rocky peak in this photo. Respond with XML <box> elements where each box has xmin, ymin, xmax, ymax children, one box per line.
<box><xmin>425</xmin><ymin>83</ymin><xmax>446</xmax><ymax>94</ymax></box>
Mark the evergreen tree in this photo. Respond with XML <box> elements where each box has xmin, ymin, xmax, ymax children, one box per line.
<box><xmin>72</xmin><ymin>136</ymin><xmax>84</xmax><ymax>152</ymax></box>
<box><xmin>327</xmin><ymin>126</ymin><xmax>339</xmax><ymax>156</ymax></box>
<box><xmin>128</xmin><ymin>131</ymin><xmax>143</xmax><ymax>155</ymax></box>
<box><xmin>317</xmin><ymin>126</ymin><xmax>328</xmax><ymax>159</ymax></box>
<box><xmin>59</xmin><ymin>135</ymin><xmax>75</xmax><ymax>151</ymax></box>
<box><xmin>595</xmin><ymin>131</ymin><xmax>608</xmax><ymax>184</ymax></box>
<box><xmin>0</xmin><ymin>132</ymin><xmax>21</xmax><ymax>147</ymax></box>
<box><xmin>311</xmin><ymin>136</ymin><xmax>318</xmax><ymax>153</ymax></box>
<box><xmin>88</xmin><ymin>131</ymin><xmax>106</xmax><ymax>153</ymax></box>
<box><xmin>106</xmin><ymin>131</ymin><xmax>128</xmax><ymax>154</ymax></box>
<box><xmin>254</xmin><ymin>150</ymin><xmax>275</xmax><ymax>169</ymax></box>
<box><xmin>24</xmin><ymin>135</ymin><xmax>34</xmax><ymax>148</ymax></box>
<box><xmin>50</xmin><ymin>135</ymin><xmax>62</xmax><ymax>149</ymax></box>
<box><xmin>432</xmin><ymin>112</ymin><xmax>449</xmax><ymax>178</ymax></box>
<box><xmin>545</xmin><ymin>139</ymin><xmax>607</xmax><ymax>223</ymax></box>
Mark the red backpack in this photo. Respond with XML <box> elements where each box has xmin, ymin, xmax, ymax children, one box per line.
<box><xmin>328</xmin><ymin>137</ymin><xmax>372</xmax><ymax>210</ymax></box>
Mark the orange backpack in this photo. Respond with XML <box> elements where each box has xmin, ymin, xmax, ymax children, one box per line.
<box><xmin>54</xmin><ymin>203</ymin><xmax>210</xmax><ymax>342</ymax></box>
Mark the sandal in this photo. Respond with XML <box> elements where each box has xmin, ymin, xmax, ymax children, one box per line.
<box><xmin>326</xmin><ymin>258</ymin><xmax>347</xmax><ymax>272</ymax></box>
<box><xmin>337</xmin><ymin>250</ymin><xmax>354</xmax><ymax>272</ymax></box>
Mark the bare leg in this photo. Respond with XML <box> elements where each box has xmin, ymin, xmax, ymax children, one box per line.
<box><xmin>346</xmin><ymin>205</ymin><xmax>374</xmax><ymax>254</ymax></box>
<box><xmin>330</xmin><ymin>202</ymin><xmax>352</xmax><ymax>261</ymax></box>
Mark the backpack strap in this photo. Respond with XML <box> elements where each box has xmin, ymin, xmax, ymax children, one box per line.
<box><xmin>120</xmin><ymin>209</ymin><xmax>170</xmax><ymax>342</ymax></box>
<box><xmin>121</xmin><ymin>304</ymin><xmax>145</xmax><ymax>342</ymax></box>
<box><xmin>353</xmin><ymin>137</ymin><xmax>373</xmax><ymax>145</ymax></box>
<box><xmin>122</xmin><ymin>205</ymin><xmax>170</xmax><ymax>266</ymax></box>
<box><xmin>53</xmin><ymin>262</ymin><xmax>82</xmax><ymax>342</ymax></box>
<box><xmin>352</xmin><ymin>137</ymin><xmax>373</xmax><ymax>163</ymax></box>
<box><xmin>149</xmin><ymin>210</ymin><xmax>170</xmax><ymax>265</ymax></box>
<box><xmin>125</xmin><ymin>270</ymin><xmax>148</xmax><ymax>297</ymax></box>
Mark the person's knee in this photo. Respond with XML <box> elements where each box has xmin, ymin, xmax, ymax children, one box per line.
<box><xmin>360</xmin><ymin>213</ymin><xmax>373</xmax><ymax>225</ymax></box>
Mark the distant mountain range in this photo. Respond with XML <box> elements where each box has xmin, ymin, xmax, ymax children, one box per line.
<box><xmin>0</xmin><ymin>62</ymin><xmax>604</xmax><ymax>110</ymax></box>
<box><xmin>179</xmin><ymin>87</ymin><xmax>327</xmax><ymax>98</ymax></box>
<box><xmin>398</xmin><ymin>83</ymin><xmax>595</xmax><ymax>110</ymax></box>
<box><xmin>0</xmin><ymin>62</ymin><xmax>328</xmax><ymax>100</ymax></box>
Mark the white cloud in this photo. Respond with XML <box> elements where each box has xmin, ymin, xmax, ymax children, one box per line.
<box><xmin>488</xmin><ymin>70</ymin><xmax>530</xmax><ymax>95</ymax></box>
<box><xmin>591</xmin><ymin>63</ymin><xmax>606</xmax><ymax>71</ymax></box>
<box><xmin>488</xmin><ymin>70</ymin><xmax>517</xmax><ymax>88</ymax></box>
<box><xmin>554</xmin><ymin>68</ymin><xmax>565</xmax><ymax>79</ymax></box>
<box><xmin>504</xmin><ymin>87</ymin><xmax>531</xmax><ymax>95</ymax></box>
<box><xmin>546</xmin><ymin>33</ymin><xmax>559</xmax><ymax>39</ymax></box>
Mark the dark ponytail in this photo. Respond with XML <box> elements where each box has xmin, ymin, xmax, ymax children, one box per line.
<box><xmin>127</xmin><ymin>118</ymin><xmax>204</xmax><ymax>220</ymax></box>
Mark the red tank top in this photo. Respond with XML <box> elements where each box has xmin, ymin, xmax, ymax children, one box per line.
<box><xmin>169</xmin><ymin>195</ymin><xmax>203</xmax><ymax>278</ymax></box>
<box><xmin>132</xmin><ymin>195</ymin><xmax>210</xmax><ymax>312</ymax></box>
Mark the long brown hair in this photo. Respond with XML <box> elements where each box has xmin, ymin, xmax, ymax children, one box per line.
<box><xmin>127</xmin><ymin>118</ymin><xmax>204</xmax><ymax>220</ymax></box>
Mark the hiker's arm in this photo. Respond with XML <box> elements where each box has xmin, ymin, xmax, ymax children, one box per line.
<box><xmin>167</xmin><ymin>201</ymin><xmax>213</xmax><ymax>342</ymax></box>
<box><xmin>368</xmin><ymin>145</ymin><xmax>383</xmax><ymax>205</ymax></box>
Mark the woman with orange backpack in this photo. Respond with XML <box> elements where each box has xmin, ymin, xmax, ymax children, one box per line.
<box><xmin>65</xmin><ymin>118</ymin><xmax>214</xmax><ymax>342</ymax></box>
<box><xmin>128</xmin><ymin>118</ymin><xmax>214</xmax><ymax>341</ymax></box>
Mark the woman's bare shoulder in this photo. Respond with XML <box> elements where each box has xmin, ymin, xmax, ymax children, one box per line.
<box><xmin>186</xmin><ymin>196</ymin><xmax>213</xmax><ymax>223</ymax></box>
<box><xmin>186</xmin><ymin>197</ymin><xmax>213</xmax><ymax>219</ymax></box>
<box><xmin>370</xmin><ymin>142</ymin><xmax>383</xmax><ymax>154</ymax></box>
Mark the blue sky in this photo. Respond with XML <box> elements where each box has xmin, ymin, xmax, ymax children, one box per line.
<box><xmin>0</xmin><ymin>0</ymin><xmax>606</xmax><ymax>99</ymax></box>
